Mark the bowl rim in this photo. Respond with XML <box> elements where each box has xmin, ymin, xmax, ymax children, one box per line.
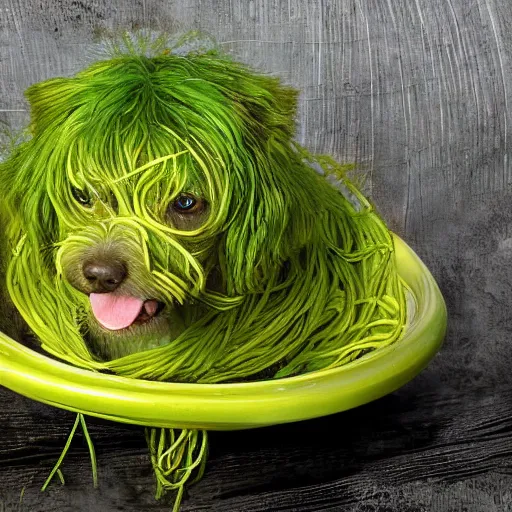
<box><xmin>0</xmin><ymin>234</ymin><xmax>447</xmax><ymax>430</ymax></box>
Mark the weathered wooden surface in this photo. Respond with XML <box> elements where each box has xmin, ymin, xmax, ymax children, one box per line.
<box><xmin>3</xmin><ymin>380</ymin><xmax>512</xmax><ymax>511</ymax></box>
<box><xmin>1</xmin><ymin>0</ymin><xmax>512</xmax><ymax>510</ymax></box>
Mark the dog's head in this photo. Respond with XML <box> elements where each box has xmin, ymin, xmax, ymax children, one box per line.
<box><xmin>0</xmin><ymin>50</ymin><xmax>353</xmax><ymax>367</ymax></box>
<box><xmin>1</xmin><ymin>46</ymin><xmax>404</xmax><ymax>382</ymax></box>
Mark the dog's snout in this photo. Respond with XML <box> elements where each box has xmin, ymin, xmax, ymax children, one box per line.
<box><xmin>82</xmin><ymin>259</ymin><xmax>127</xmax><ymax>293</ymax></box>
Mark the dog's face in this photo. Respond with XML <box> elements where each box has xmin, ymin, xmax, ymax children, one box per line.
<box><xmin>0</xmin><ymin>51</ymin><xmax>327</xmax><ymax>364</ymax></box>
<box><xmin>56</xmin><ymin>192</ymin><xmax>210</xmax><ymax>360</ymax></box>
<box><xmin>47</xmin><ymin>127</ymin><xmax>224</xmax><ymax>361</ymax></box>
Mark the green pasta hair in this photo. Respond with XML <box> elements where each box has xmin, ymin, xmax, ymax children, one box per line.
<box><xmin>0</xmin><ymin>43</ymin><xmax>405</xmax><ymax>382</ymax></box>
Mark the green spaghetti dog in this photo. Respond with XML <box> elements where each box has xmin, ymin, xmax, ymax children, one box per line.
<box><xmin>0</xmin><ymin>36</ymin><xmax>406</xmax><ymax>509</ymax></box>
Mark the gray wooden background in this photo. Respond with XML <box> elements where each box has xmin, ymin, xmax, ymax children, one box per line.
<box><xmin>1</xmin><ymin>1</ymin><xmax>512</xmax><ymax>511</ymax></box>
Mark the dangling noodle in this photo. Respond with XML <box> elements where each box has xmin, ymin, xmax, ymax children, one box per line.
<box><xmin>0</xmin><ymin>34</ymin><xmax>406</xmax><ymax>510</ymax></box>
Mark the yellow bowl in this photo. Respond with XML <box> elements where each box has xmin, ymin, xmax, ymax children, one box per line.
<box><xmin>0</xmin><ymin>234</ymin><xmax>446</xmax><ymax>431</ymax></box>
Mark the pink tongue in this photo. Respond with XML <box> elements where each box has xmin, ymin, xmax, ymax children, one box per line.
<box><xmin>90</xmin><ymin>293</ymin><xmax>144</xmax><ymax>331</ymax></box>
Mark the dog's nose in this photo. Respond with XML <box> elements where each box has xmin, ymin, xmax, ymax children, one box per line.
<box><xmin>82</xmin><ymin>260</ymin><xmax>127</xmax><ymax>293</ymax></box>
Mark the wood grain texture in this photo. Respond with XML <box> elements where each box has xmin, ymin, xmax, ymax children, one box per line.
<box><xmin>2</xmin><ymin>380</ymin><xmax>512</xmax><ymax>511</ymax></box>
<box><xmin>1</xmin><ymin>0</ymin><xmax>512</xmax><ymax>510</ymax></box>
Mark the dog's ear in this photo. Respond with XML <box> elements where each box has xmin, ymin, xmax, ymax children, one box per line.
<box><xmin>231</xmin><ymin>73</ymin><xmax>298</xmax><ymax>145</ymax></box>
<box><xmin>0</xmin><ymin>78</ymin><xmax>71</xmax><ymax>248</ymax></box>
<box><xmin>207</xmin><ymin>63</ymin><xmax>322</xmax><ymax>295</ymax></box>
<box><xmin>24</xmin><ymin>77</ymin><xmax>80</xmax><ymax>136</ymax></box>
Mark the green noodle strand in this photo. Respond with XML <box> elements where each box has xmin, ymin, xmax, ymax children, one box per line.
<box><xmin>146</xmin><ymin>428</ymin><xmax>208</xmax><ymax>511</ymax></box>
<box><xmin>79</xmin><ymin>414</ymin><xmax>98</xmax><ymax>489</ymax></box>
<box><xmin>41</xmin><ymin>414</ymin><xmax>98</xmax><ymax>492</ymax></box>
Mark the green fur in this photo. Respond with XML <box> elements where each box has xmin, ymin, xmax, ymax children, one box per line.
<box><xmin>0</xmin><ymin>46</ymin><xmax>405</xmax><ymax>383</ymax></box>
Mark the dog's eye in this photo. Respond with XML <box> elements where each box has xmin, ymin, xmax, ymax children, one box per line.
<box><xmin>167</xmin><ymin>193</ymin><xmax>208</xmax><ymax>231</ymax></box>
<box><xmin>172</xmin><ymin>194</ymin><xmax>203</xmax><ymax>214</ymax></box>
<box><xmin>71</xmin><ymin>187</ymin><xmax>93</xmax><ymax>207</ymax></box>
